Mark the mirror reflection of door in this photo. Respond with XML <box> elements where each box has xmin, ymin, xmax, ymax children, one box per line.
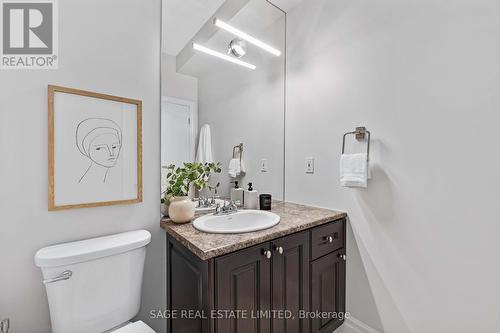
<box><xmin>161</xmin><ymin>97</ymin><xmax>196</xmax><ymax>168</ymax></box>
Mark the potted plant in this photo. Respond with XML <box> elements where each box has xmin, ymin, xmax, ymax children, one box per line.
<box><xmin>162</xmin><ymin>162</ymin><xmax>221</xmax><ymax>223</ymax></box>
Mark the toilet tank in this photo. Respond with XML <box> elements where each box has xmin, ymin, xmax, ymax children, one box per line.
<box><xmin>35</xmin><ymin>230</ymin><xmax>151</xmax><ymax>333</ymax></box>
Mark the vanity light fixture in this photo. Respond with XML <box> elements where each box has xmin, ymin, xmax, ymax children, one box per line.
<box><xmin>214</xmin><ymin>18</ymin><xmax>281</xmax><ymax>56</ymax></box>
<box><xmin>228</xmin><ymin>38</ymin><xmax>247</xmax><ymax>58</ymax></box>
<box><xmin>192</xmin><ymin>43</ymin><xmax>256</xmax><ymax>70</ymax></box>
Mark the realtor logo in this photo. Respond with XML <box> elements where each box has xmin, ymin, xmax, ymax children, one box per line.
<box><xmin>1</xmin><ymin>0</ymin><xmax>58</xmax><ymax>69</ymax></box>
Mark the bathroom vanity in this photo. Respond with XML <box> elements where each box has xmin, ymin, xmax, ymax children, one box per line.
<box><xmin>161</xmin><ymin>202</ymin><xmax>347</xmax><ymax>333</ymax></box>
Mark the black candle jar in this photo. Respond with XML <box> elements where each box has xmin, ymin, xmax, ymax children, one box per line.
<box><xmin>259</xmin><ymin>194</ymin><xmax>272</xmax><ymax>210</ymax></box>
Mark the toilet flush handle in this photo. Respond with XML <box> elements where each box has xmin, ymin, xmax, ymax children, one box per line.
<box><xmin>43</xmin><ymin>270</ymin><xmax>72</xmax><ymax>284</ymax></box>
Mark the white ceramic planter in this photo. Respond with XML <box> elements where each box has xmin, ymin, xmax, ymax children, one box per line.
<box><xmin>168</xmin><ymin>196</ymin><xmax>195</xmax><ymax>223</ymax></box>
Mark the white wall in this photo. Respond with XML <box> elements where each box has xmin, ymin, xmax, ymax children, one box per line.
<box><xmin>0</xmin><ymin>1</ymin><xmax>164</xmax><ymax>332</ymax></box>
<box><xmin>286</xmin><ymin>0</ymin><xmax>500</xmax><ymax>332</ymax></box>
<box><xmin>162</xmin><ymin>53</ymin><xmax>198</xmax><ymax>102</ymax></box>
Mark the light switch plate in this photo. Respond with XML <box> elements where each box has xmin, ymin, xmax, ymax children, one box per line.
<box><xmin>305</xmin><ymin>158</ymin><xmax>314</xmax><ymax>174</ymax></box>
<box><xmin>260</xmin><ymin>158</ymin><xmax>268</xmax><ymax>172</ymax></box>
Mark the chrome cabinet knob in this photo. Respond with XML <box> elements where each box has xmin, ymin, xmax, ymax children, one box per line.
<box><xmin>325</xmin><ymin>236</ymin><xmax>334</xmax><ymax>243</ymax></box>
<box><xmin>338</xmin><ymin>253</ymin><xmax>346</xmax><ymax>261</ymax></box>
<box><xmin>263</xmin><ymin>250</ymin><xmax>272</xmax><ymax>259</ymax></box>
<box><xmin>274</xmin><ymin>246</ymin><xmax>284</xmax><ymax>255</ymax></box>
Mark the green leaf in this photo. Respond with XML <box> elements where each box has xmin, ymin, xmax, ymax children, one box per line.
<box><xmin>164</xmin><ymin>161</ymin><xmax>222</xmax><ymax>198</ymax></box>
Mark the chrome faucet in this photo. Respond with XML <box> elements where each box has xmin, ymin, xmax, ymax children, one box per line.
<box><xmin>210</xmin><ymin>195</ymin><xmax>220</xmax><ymax>205</ymax></box>
<box><xmin>196</xmin><ymin>196</ymin><xmax>220</xmax><ymax>208</ymax></box>
<box><xmin>215</xmin><ymin>200</ymin><xmax>238</xmax><ymax>215</ymax></box>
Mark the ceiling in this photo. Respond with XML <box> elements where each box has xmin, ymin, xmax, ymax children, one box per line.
<box><xmin>162</xmin><ymin>0</ymin><xmax>305</xmax><ymax>56</ymax></box>
<box><xmin>268</xmin><ymin>0</ymin><xmax>305</xmax><ymax>12</ymax></box>
<box><xmin>180</xmin><ymin>0</ymin><xmax>285</xmax><ymax>77</ymax></box>
<box><xmin>162</xmin><ymin>0</ymin><xmax>225</xmax><ymax>56</ymax></box>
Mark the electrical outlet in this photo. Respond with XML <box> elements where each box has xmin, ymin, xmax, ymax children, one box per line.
<box><xmin>305</xmin><ymin>158</ymin><xmax>314</xmax><ymax>174</ymax></box>
<box><xmin>260</xmin><ymin>158</ymin><xmax>268</xmax><ymax>172</ymax></box>
<box><xmin>1</xmin><ymin>318</ymin><xmax>10</xmax><ymax>333</ymax></box>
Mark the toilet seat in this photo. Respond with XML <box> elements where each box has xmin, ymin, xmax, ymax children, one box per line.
<box><xmin>113</xmin><ymin>321</ymin><xmax>156</xmax><ymax>333</ymax></box>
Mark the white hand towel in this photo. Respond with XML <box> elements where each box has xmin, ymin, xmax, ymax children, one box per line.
<box><xmin>228</xmin><ymin>158</ymin><xmax>241</xmax><ymax>178</ymax></box>
<box><xmin>340</xmin><ymin>153</ymin><xmax>369</xmax><ymax>188</ymax></box>
<box><xmin>228</xmin><ymin>146</ymin><xmax>246</xmax><ymax>178</ymax></box>
<box><xmin>195</xmin><ymin>124</ymin><xmax>213</xmax><ymax>163</ymax></box>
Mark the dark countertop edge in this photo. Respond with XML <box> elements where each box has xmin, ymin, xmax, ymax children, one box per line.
<box><xmin>161</xmin><ymin>211</ymin><xmax>347</xmax><ymax>261</ymax></box>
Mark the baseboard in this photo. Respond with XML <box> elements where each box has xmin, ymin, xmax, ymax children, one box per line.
<box><xmin>341</xmin><ymin>316</ymin><xmax>382</xmax><ymax>333</ymax></box>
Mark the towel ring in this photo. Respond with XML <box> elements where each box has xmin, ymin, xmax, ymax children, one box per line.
<box><xmin>232</xmin><ymin>143</ymin><xmax>243</xmax><ymax>163</ymax></box>
<box><xmin>342</xmin><ymin>127</ymin><xmax>370</xmax><ymax>161</ymax></box>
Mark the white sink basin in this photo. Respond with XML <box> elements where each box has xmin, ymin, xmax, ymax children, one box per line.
<box><xmin>192</xmin><ymin>210</ymin><xmax>280</xmax><ymax>234</ymax></box>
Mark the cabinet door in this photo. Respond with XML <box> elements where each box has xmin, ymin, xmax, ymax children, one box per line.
<box><xmin>167</xmin><ymin>236</ymin><xmax>210</xmax><ymax>333</ymax></box>
<box><xmin>215</xmin><ymin>243</ymin><xmax>272</xmax><ymax>333</ymax></box>
<box><xmin>272</xmin><ymin>231</ymin><xmax>310</xmax><ymax>333</ymax></box>
<box><xmin>310</xmin><ymin>249</ymin><xmax>346</xmax><ymax>333</ymax></box>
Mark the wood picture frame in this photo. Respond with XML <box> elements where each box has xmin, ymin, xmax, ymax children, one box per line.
<box><xmin>48</xmin><ymin>85</ymin><xmax>143</xmax><ymax>210</ymax></box>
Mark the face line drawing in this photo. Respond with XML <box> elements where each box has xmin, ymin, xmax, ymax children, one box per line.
<box><xmin>76</xmin><ymin>118</ymin><xmax>122</xmax><ymax>183</ymax></box>
<box><xmin>84</xmin><ymin>130</ymin><xmax>121</xmax><ymax>167</ymax></box>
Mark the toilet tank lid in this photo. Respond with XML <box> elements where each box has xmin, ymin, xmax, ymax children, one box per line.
<box><xmin>35</xmin><ymin>230</ymin><xmax>151</xmax><ymax>268</ymax></box>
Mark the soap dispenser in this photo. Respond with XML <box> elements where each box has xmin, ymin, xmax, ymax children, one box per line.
<box><xmin>230</xmin><ymin>181</ymin><xmax>244</xmax><ymax>206</ymax></box>
<box><xmin>244</xmin><ymin>182</ymin><xmax>259</xmax><ymax>209</ymax></box>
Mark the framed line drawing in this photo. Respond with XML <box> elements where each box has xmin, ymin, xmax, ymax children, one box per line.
<box><xmin>48</xmin><ymin>85</ymin><xmax>142</xmax><ymax>210</ymax></box>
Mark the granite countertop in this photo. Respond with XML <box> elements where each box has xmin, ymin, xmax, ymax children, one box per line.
<box><xmin>160</xmin><ymin>201</ymin><xmax>346</xmax><ymax>260</ymax></box>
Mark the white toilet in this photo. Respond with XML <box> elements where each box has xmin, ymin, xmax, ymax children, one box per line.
<box><xmin>34</xmin><ymin>230</ymin><xmax>156</xmax><ymax>333</ymax></box>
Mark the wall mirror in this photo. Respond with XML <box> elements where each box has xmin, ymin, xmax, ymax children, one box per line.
<box><xmin>161</xmin><ymin>0</ymin><xmax>286</xmax><ymax>214</ymax></box>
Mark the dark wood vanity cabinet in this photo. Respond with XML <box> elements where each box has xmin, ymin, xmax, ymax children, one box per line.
<box><xmin>309</xmin><ymin>221</ymin><xmax>347</xmax><ymax>333</ymax></box>
<box><xmin>310</xmin><ymin>249</ymin><xmax>346</xmax><ymax>333</ymax></box>
<box><xmin>271</xmin><ymin>232</ymin><xmax>310</xmax><ymax>333</ymax></box>
<box><xmin>166</xmin><ymin>218</ymin><xmax>346</xmax><ymax>333</ymax></box>
<box><xmin>215</xmin><ymin>242</ymin><xmax>272</xmax><ymax>333</ymax></box>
